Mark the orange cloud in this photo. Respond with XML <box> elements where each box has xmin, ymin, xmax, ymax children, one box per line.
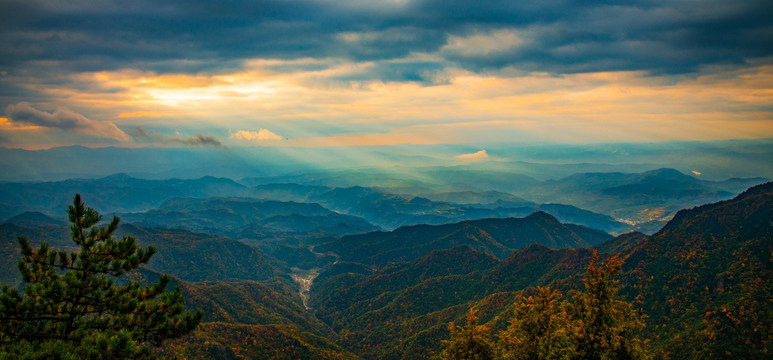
<box><xmin>118</xmin><ymin>111</ymin><xmax>167</xmax><ymax>118</ymax></box>
<box><xmin>12</xmin><ymin>59</ymin><xmax>773</xmax><ymax>148</ymax></box>
<box><xmin>0</xmin><ymin>117</ymin><xmax>41</xmax><ymax>130</ymax></box>
<box><xmin>231</xmin><ymin>129</ymin><xmax>283</xmax><ymax>142</ymax></box>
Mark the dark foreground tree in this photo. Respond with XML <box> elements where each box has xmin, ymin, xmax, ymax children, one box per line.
<box><xmin>440</xmin><ymin>308</ymin><xmax>495</xmax><ymax>360</ymax></box>
<box><xmin>0</xmin><ymin>195</ymin><xmax>203</xmax><ymax>359</ymax></box>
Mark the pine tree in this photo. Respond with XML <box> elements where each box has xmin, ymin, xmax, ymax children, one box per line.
<box><xmin>440</xmin><ymin>308</ymin><xmax>495</xmax><ymax>360</ymax></box>
<box><xmin>0</xmin><ymin>194</ymin><xmax>203</xmax><ymax>359</ymax></box>
<box><xmin>570</xmin><ymin>251</ymin><xmax>644</xmax><ymax>360</ymax></box>
<box><xmin>497</xmin><ymin>287</ymin><xmax>577</xmax><ymax>360</ymax></box>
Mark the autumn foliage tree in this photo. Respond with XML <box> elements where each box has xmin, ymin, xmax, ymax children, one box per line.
<box><xmin>497</xmin><ymin>287</ymin><xmax>577</xmax><ymax>360</ymax></box>
<box><xmin>570</xmin><ymin>252</ymin><xmax>644</xmax><ymax>360</ymax></box>
<box><xmin>441</xmin><ymin>251</ymin><xmax>645</xmax><ymax>360</ymax></box>
<box><xmin>440</xmin><ymin>309</ymin><xmax>495</xmax><ymax>360</ymax></box>
<box><xmin>0</xmin><ymin>195</ymin><xmax>203</xmax><ymax>359</ymax></box>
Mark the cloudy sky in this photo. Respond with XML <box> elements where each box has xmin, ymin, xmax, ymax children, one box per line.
<box><xmin>0</xmin><ymin>0</ymin><xmax>771</xmax><ymax>149</ymax></box>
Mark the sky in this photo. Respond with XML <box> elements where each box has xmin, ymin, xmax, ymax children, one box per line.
<box><xmin>0</xmin><ymin>0</ymin><xmax>772</xmax><ymax>150</ymax></box>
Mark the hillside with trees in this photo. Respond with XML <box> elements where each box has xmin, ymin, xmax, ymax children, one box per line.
<box><xmin>0</xmin><ymin>182</ymin><xmax>770</xmax><ymax>359</ymax></box>
<box><xmin>308</xmin><ymin>182</ymin><xmax>773</xmax><ymax>359</ymax></box>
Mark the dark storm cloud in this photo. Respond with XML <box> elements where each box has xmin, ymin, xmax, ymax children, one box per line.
<box><xmin>129</xmin><ymin>126</ymin><xmax>165</xmax><ymax>142</ymax></box>
<box><xmin>0</xmin><ymin>0</ymin><xmax>771</xmax><ymax>79</ymax></box>
<box><xmin>130</xmin><ymin>127</ymin><xmax>225</xmax><ymax>148</ymax></box>
<box><xmin>332</xmin><ymin>60</ymin><xmax>447</xmax><ymax>84</ymax></box>
<box><xmin>5</xmin><ymin>102</ymin><xmax>131</xmax><ymax>141</ymax></box>
<box><xmin>172</xmin><ymin>134</ymin><xmax>224</xmax><ymax>148</ymax></box>
<box><xmin>434</xmin><ymin>0</ymin><xmax>773</xmax><ymax>74</ymax></box>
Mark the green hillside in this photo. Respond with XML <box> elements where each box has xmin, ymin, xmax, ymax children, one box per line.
<box><xmin>0</xmin><ymin>221</ymin><xmax>282</xmax><ymax>285</ymax></box>
<box><xmin>1</xmin><ymin>182</ymin><xmax>769</xmax><ymax>359</ymax></box>
<box><xmin>619</xmin><ymin>181</ymin><xmax>773</xmax><ymax>357</ymax></box>
<box><xmin>308</xmin><ymin>182</ymin><xmax>773</xmax><ymax>359</ymax></box>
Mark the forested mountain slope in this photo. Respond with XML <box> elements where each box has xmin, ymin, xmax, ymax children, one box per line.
<box><xmin>309</xmin><ymin>182</ymin><xmax>773</xmax><ymax>359</ymax></box>
<box><xmin>0</xmin><ymin>220</ymin><xmax>284</xmax><ymax>285</ymax></box>
<box><xmin>2</xmin><ymin>182</ymin><xmax>769</xmax><ymax>359</ymax></box>
<box><xmin>160</xmin><ymin>279</ymin><xmax>357</xmax><ymax>359</ymax></box>
<box><xmin>619</xmin><ymin>181</ymin><xmax>773</xmax><ymax>358</ymax></box>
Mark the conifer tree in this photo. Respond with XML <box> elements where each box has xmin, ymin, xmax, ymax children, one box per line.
<box><xmin>497</xmin><ymin>287</ymin><xmax>577</xmax><ymax>360</ymax></box>
<box><xmin>440</xmin><ymin>308</ymin><xmax>495</xmax><ymax>360</ymax></box>
<box><xmin>0</xmin><ymin>194</ymin><xmax>203</xmax><ymax>359</ymax></box>
<box><xmin>570</xmin><ymin>251</ymin><xmax>644</xmax><ymax>360</ymax></box>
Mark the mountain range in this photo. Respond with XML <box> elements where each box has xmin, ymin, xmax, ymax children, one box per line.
<box><xmin>4</xmin><ymin>141</ymin><xmax>770</xmax><ymax>182</ymax></box>
<box><xmin>0</xmin><ymin>172</ymin><xmax>770</xmax><ymax>358</ymax></box>
<box><xmin>118</xmin><ymin>197</ymin><xmax>379</xmax><ymax>246</ymax></box>
<box><xmin>306</xmin><ymin>182</ymin><xmax>773</xmax><ymax>359</ymax></box>
<box><xmin>313</xmin><ymin>211</ymin><xmax>612</xmax><ymax>266</ymax></box>
<box><xmin>0</xmin><ymin>168</ymin><xmax>764</xmax><ymax>236</ymax></box>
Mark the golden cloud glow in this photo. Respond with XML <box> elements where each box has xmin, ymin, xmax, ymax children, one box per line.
<box><xmin>11</xmin><ymin>59</ymin><xmax>773</xmax><ymax>148</ymax></box>
<box><xmin>0</xmin><ymin>117</ymin><xmax>41</xmax><ymax>130</ymax></box>
<box><xmin>118</xmin><ymin>111</ymin><xmax>167</xmax><ymax>118</ymax></box>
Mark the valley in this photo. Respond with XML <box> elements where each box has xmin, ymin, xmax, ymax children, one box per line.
<box><xmin>291</xmin><ymin>267</ymin><xmax>321</xmax><ymax>309</ymax></box>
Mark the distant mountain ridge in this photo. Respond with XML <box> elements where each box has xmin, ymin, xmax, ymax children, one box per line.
<box><xmin>3</xmin><ymin>211</ymin><xmax>66</xmax><ymax>227</ymax></box>
<box><xmin>249</xmin><ymin>182</ymin><xmax>631</xmax><ymax>233</ymax></box>
<box><xmin>0</xmin><ymin>174</ymin><xmax>247</xmax><ymax>214</ymax></box>
<box><xmin>118</xmin><ymin>197</ymin><xmax>380</xmax><ymax>248</ymax></box>
<box><xmin>314</xmin><ymin>211</ymin><xmax>612</xmax><ymax>266</ymax></box>
<box><xmin>519</xmin><ymin>167</ymin><xmax>766</xmax><ymax>229</ymax></box>
<box><xmin>1</xmin><ymin>168</ymin><xmax>764</xmax><ymax>237</ymax></box>
<box><xmin>3</xmin><ymin>141</ymin><xmax>772</xmax><ymax>183</ymax></box>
